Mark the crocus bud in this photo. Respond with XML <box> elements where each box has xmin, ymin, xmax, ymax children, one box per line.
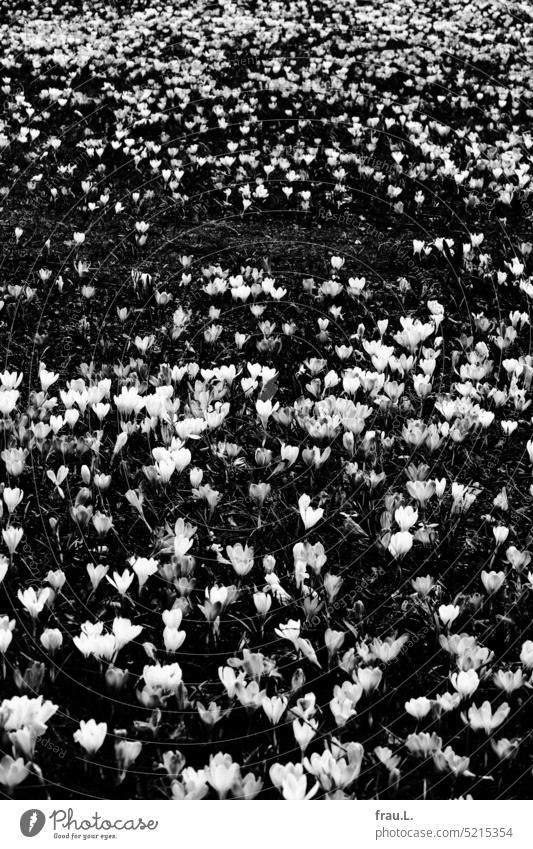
<box><xmin>263</xmin><ymin>555</ymin><xmax>276</xmax><ymax>573</ymax></box>
<box><xmin>115</xmin><ymin>739</ymin><xmax>142</xmax><ymax>773</ymax></box>
<box><xmin>40</xmin><ymin>628</ymin><xmax>63</xmax><ymax>655</ymax></box>
<box><xmin>253</xmin><ymin>591</ymin><xmax>272</xmax><ymax>616</ymax></box>
<box><xmin>106</xmin><ymin>666</ymin><xmax>129</xmax><ymax>693</ymax></box>
<box><xmin>189</xmin><ymin>467</ymin><xmax>203</xmax><ymax>487</ymax></box>
<box><xmin>438</xmin><ymin>604</ymin><xmax>460</xmax><ymax>627</ymax></box>
<box><xmin>493</xmin><ymin>526</ymin><xmax>509</xmax><ymax>546</ymax></box>
<box><xmin>324</xmin><ymin>628</ymin><xmax>345</xmax><ymax>660</ymax></box>
<box><xmin>481</xmin><ymin>570</ymin><xmax>506</xmax><ymax>594</ymax></box>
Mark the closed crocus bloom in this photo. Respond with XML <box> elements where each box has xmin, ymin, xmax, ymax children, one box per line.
<box><xmin>296</xmin><ymin>636</ymin><xmax>320</xmax><ymax>668</ymax></box>
<box><xmin>0</xmin><ymin>555</ymin><xmax>8</xmax><ymax>583</ymax></box>
<box><xmin>218</xmin><ymin>666</ymin><xmax>244</xmax><ymax>699</ymax></box>
<box><xmin>87</xmin><ymin>563</ymin><xmax>108</xmax><ymax>590</ymax></box>
<box><xmin>171</xmin><ymin>446</ymin><xmax>191</xmax><ymax>474</ymax></box>
<box><xmin>253</xmin><ymin>591</ymin><xmax>272</xmax><ymax>616</ymax></box>
<box><xmin>189</xmin><ymin>467</ymin><xmax>203</xmax><ymax>487</ymax></box>
<box><xmin>163</xmin><ymin>627</ymin><xmax>186</xmax><ymax>652</ymax></box>
<box><xmin>465</xmin><ymin>700</ymin><xmax>511</xmax><ymax>734</ymax></box>
<box><xmin>506</xmin><ymin>546</ymin><xmax>531</xmax><ymax>571</ymax></box>
<box><xmin>174</xmin><ymin>535</ymin><xmax>193</xmax><ymax>559</ymax></box>
<box><xmin>0</xmin><ymin>390</ymin><xmax>19</xmax><ymax>416</ymax></box>
<box><xmin>325</xmin><ymin>628</ymin><xmax>345</xmax><ymax>659</ymax></box>
<box><xmin>405</xmin><ymin>696</ymin><xmax>433</xmax><ymax>720</ymax></box>
<box><xmin>434</xmin><ymin>477</ymin><xmax>446</xmax><ymax>498</ymax></box>
<box><xmin>115</xmin><ymin>739</ymin><xmax>142</xmax><ymax>772</ymax></box>
<box><xmin>493</xmin><ymin>526</ymin><xmax>509</xmax><ymax>546</ymax></box>
<box><xmin>40</xmin><ymin>628</ymin><xmax>63</xmax><ymax>655</ymax></box>
<box><xmin>255</xmin><ymin>398</ymin><xmax>279</xmax><ymax>429</ymax></box>
<box><xmin>162</xmin><ymin>608</ymin><xmax>183</xmax><ymax>629</ymax></box>
<box><xmin>450</xmin><ymin>669</ymin><xmax>479</xmax><ymax>699</ymax></box>
<box><xmin>254</xmin><ymin>447</ymin><xmax>272</xmax><ymax>467</ymax></box>
<box><xmin>3</xmin><ymin>487</ymin><xmax>23</xmax><ymax>513</ymax></box>
<box><xmin>112</xmin><ymin>618</ymin><xmax>142</xmax><ymax>652</ymax></box>
<box><xmin>438</xmin><ymin>604</ymin><xmax>460</xmax><ymax>627</ymax></box>
<box><xmin>323</xmin><ymin>572</ymin><xmax>343</xmax><ymax>603</ymax></box>
<box><xmin>394</xmin><ymin>505</ymin><xmax>418</xmax><ymax>531</ymax></box>
<box><xmin>355</xmin><ymin>666</ymin><xmax>383</xmax><ymax>694</ymax></box>
<box><xmin>388</xmin><ymin>530</ymin><xmax>413</xmax><ymax>559</ymax></box>
<box><xmin>105</xmin><ymin>666</ymin><xmax>129</xmax><ymax>694</ymax></box>
<box><xmin>292</xmin><ymin>718</ymin><xmax>318</xmax><ymax>752</ymax></box>
<box><xmin>249</xmin><ymin>482</ymin><xmax>270</xmax><ymax>508</ymax></box>
<box><xmin>262</xmin><ymin>695</ymin><xmax>288</xmax><ymax>725</ymax></box>
<box><xmin>298</xmin><ymin>493</ymin><xmax>324</xmax><ymax>530</ymax></box>
<box><xmin>92</xmin><ymin>403</ymin><xmax>111</xmax><ymax>423</ymax></box>
<box><xmin>206</xmin><ymin>584</ymin><xmax>236</xmax><ymax>612</ymax></box>
<box><xmin>0</xmin><ymin>616</ymin><xmax>15</xmax><ymax>653</ymax></box>
<box><xmin>113</xmin><ymin>432</ymin><xmax>128</xmax><ymax>456</ymax></box>
<box><xmin>205</xmin><ymin>752</ymin><xmax>240</xmax><ymax>799</ymax></box>
<box><xmin>74</xmin><ymin>719</ymin><xmax>107</xmax><ymax>755</ymax></box>
<box><xmin>65</xmin><ymin>409</ymin><xmax>79</xmax><ymax>428</ymax></box>
<box><xmin>0</xmin><ymin>755</ymin><xmax>29</xmax><ymax>791</ymax></box>
<box><xmin>2</xmin><ymin>526</ymin><xmax>23</xmax><ymax>555</ymax></box>
<box><xmin>493</xmin><ymin>669</ymin><xmax>524</xmax><ymax>694</ymax></box>
<box><xmin>281</xmin><ymin>444</ymin><xmax>299</xmax><ymax>466</ymax></box>
<box><xmin>39</xmin><ymin>366</ymin><xmax>59</xmax><ymax>391</ymax></box>
<box><xmin>93</xmin><ymin>473</ymin><xmax>111</xmax><ymax>491</ymax></box>
<box><xmin>520</xmin><ymin>640</ymin><xmax>533</xmax><ymax>669</ymax></box>
<box><xmin>46</xmin><ymin>569</ymin><xmax>66</xmax><ymax>592</ymax></box>
<box><xmin>92</xmin><ymin>512</ymin><xmax>113</xmax><ymax>536</ymax></box>
<box><xmin>481</xmin><ymin>570</ymin><xmax>506</xmax><ymax>594</ymax></box>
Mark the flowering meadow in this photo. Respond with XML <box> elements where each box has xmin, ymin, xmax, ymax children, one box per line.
<box><xmin>0</xmin><ymin>0</ymin><xmax>533</xmax><ymax>801</ymax></box>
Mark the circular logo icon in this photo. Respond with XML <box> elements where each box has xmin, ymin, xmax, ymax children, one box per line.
<box><xmin>20</xmin><ymin>810</ymin><xmax>46</xmax><ymax>837</ymax></box>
